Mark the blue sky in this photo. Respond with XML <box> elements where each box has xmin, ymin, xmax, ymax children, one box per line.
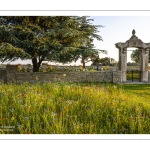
<box><xmin>91</xmin><ymin>16</ymin><xmax>150</xmax><ymax>63</ymax></box>
<box><xmin>3</xmin><ymin>16</ymin><xmax>150</xmax><ymax>65</ymax></box>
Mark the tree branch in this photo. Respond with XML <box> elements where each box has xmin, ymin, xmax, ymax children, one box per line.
<box><xmin>85</xmin><ymin>59</ymin><xmax>92</xmax><ymax>63</ymax></box>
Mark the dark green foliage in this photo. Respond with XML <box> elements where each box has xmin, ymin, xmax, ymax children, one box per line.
<box><xmin>0</xmin><ymin>16</ymin><xmax>105</xmax><ymax>71</ymax></box>
<box><xmin>130</xmin><ymin>49</ymin><xmax>140</xmax><ymax>63</ymax></box>
<box><xmin>56</xmin><ymin>16</ymin><xmax>107</xmax><ymax>68</ymax></box>
<box><xmin>131</xmin><ymin>49</ymin><xmax>150</xmax><ymax>63</ymax></box>
<box><xmin>91</xmin><ymin>57</ymin><xmax>118</xmax><ymax>66</ymax></box>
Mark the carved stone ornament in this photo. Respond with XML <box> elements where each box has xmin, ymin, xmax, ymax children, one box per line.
<box><xmin>115</xmin><ymin>29</ymin><xmax>150</xmax><ymax>49</ymax></box>
<box><xmin>132</xmin><ymin>29</ymin><xmax>135</xmax><ymax>36</ymax></box>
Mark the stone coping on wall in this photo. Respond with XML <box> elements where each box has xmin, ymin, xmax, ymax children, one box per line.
<box><xmin>16</xmin><ymin>71</ymin><xmax>115</xmax><ymax>74</ymax></box>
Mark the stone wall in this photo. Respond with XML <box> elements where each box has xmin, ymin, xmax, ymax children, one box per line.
<box><xmin>0</xmin><ymin>65</ymin><xmax>132</xmax><ymax>84</ymax></box>
<box><xmin>0</xmin><ymin>65</ymin><xmax>121</xmax><ymax>83</ymax></box>
<box><xmin>0</xmin><ymin>69</ymin><xmax>6</xmax><ymax>83</ymax></box>
<box><xmin>6</xmin><ymin>65</ymin><xmax>18</xmax><ymax>83</ymax></box>
<box><xmin>15</xmin><ymin>71</ymin><xmax>122</xmax><ymax>83</ymax></box>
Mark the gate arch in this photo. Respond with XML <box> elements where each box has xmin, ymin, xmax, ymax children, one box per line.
<box><xmin>115</xmin><ymin>29</ymin><xmax>150</xmax><ymax>82</ymax></box>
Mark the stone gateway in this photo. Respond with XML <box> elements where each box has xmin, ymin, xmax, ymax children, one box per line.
<box><xmin>115</xmin><ymin>30</ymin><xmax>150</xmax><ymax>82</ymax></box>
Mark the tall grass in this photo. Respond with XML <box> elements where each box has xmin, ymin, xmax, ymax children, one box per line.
<box><xmin>0</xmin><ymin>82</ymin><xmax>150</xmax><ymax>134</ymax></box>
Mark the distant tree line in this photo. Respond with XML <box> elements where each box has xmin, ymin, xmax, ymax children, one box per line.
<box><xmin>127</xmin><ymin>62</ymin><xmax>139</xmax><ymax>66</ymax></box>
<box><xmin>91</xmin><ymin>57</ymin><xmax>118</xmax><ymax>66</ymax></box>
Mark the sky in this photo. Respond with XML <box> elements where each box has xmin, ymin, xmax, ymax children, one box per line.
<box><xmin>2</xmin><ymin>16</ymin><xmax>150</xmax><ymax>66</ymax></box>
<box><xmin>91</xmin><ymin>16</ymin><xmax>150</xmax><ymax>63</ymax></box>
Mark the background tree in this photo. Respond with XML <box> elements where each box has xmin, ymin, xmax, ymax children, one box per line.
<box><xmin>131</xmin><ymin>49</ymin><xmax>150</xmax><ymax>63</ymax></box>
<box><xmin>90</xmin><ymin>57</ymin><xmax>101</xmax><ymax>66</ymax></box>
<box><xmin>72</xmin><ymin>48</ymin><xmax>106</xmax><ymax>68</ymax></box>
<box><xmin>110</xmin><ymin>58</ymin><xmax>118</xmax><ymax>66</ymax></box>
<box><xmin>130</xmin><ymin>49</ymin><xmax>140</xmax><ymax>63</ymax></box>
<box><xmin>74</xmin><ymin>16</ymin><xmax>106</xmax><ymax>68</ymax></box>
<box><xmin>91</xmin><ymin>57</ymin><xmax>117</xmax><ymax>66</ymax></box>
<box><xmin>98</xmin><ymin>57</ymin><xmax>111</xmax><ymax>66</ymax></box>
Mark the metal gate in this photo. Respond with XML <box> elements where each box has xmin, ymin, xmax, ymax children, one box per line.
<box><xmin>126</xmin><ymin>70</ymin><xmax>141</xmax><ymax>82</ymax></box>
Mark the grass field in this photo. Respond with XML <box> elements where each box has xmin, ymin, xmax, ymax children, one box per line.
<box><xmin>0</xmin><ymin>82</ymin><xmax>150</xmax><ymax>134</ymax></box>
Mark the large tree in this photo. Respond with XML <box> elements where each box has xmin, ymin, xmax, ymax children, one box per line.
<box><xmin>0</xmin><ymin>16</ymin><xmax>105</xmax><ymax>71</ymax></box>
<box><xmin>51</xmin><ymin>16</ymin><xmax>106</xmax><ymax>68</ymax></box>
<box><xmin>0</xmin><ymin>16</ymin><xmax>89</xmax><ymax>71</ymax></box>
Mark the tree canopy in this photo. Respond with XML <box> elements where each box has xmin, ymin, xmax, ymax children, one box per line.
<box><xmin>0</xmin><ymin>16</ymin><xmax>105</xmax><ymax>71</ymax></box>
<box><xmin>52</xmin><ymin>16</ymin><xmax>107</xmax><ymax>68</ymax></box>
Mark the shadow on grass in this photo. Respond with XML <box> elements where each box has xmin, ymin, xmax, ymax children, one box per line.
<box><xmin>118</xmin><ymin>84</ymin><xmax>150</xmax><ymax>99</ymax></box>
<box><xmin>119</xmin><ymin>84</ymin><xmax>150</xmax><ymax>90</ymax></box>
<box><xmin>75</xmin><ymin>82</ymin><xmax>150</xmax><ymax>98</ymax></box>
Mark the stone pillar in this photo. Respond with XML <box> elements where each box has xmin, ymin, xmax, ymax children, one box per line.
<box><xmin>119</xmin><ymin>47</ymin><xmax>127</xmax><ymax>82</ymax></box>
<box><xmin>140</xmin><ymin>48</ymin><xmax>149</xmax><ymax>82</ymax></box>
<box><xmin>6</xmin><ymin>65</ymin><xmax>18</xmax><ymax>83</ymax></box>
<box><xmin>112</xmin><ymin>71</ymin><xmax>122</xmax><ymax>83</ymax></box>
<box><xmin>118</xmin><ymin>48</ymin><xmax>121</xmax><ymax>70</ymax></box>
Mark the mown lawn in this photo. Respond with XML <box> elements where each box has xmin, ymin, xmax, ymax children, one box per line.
<box><xmin>119</xmin><ymin>84</ymin><xmax>150</xmax><ymax>101</ymax></box>
<box><xmin>0</xmin><ymin>82</ymin><xmax>150</xmax><ymax>134</ymax></box>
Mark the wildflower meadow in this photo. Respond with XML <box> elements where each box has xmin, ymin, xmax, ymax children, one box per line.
<box><xmin>0</xmin><ymin>82</ymin><xmax>150</xmax><ymax>134</ymax></box>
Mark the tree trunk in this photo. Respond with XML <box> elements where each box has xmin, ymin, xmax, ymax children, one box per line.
<box><xmin>32</xmin><ymin>57</ymin><xmax>40</xmax><ymax>72</ymax></box>
<box><xmin>32</xmin><ymin>55</ymin><xmax>45</xmax><ymax>72</ymax></box>
<box><xmin>82</xmin><ymin>61</ymin><xmax>85</xmax><ymax>69</ymax></box>
<box><xmin>82</xmin><ymin>56</ymin><xmax>86</xmax><ymax>69</ymax></box>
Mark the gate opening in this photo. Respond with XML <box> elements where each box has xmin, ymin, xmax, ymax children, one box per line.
<box><xmin>115</xmin><ymin>29</ymin><xmax>149</xmax><ymax>83</ymax></box>
<box><xmin>126</xmin><ymin>48</ymin><xmax>140</xmax><ymax>82</ymax></box>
